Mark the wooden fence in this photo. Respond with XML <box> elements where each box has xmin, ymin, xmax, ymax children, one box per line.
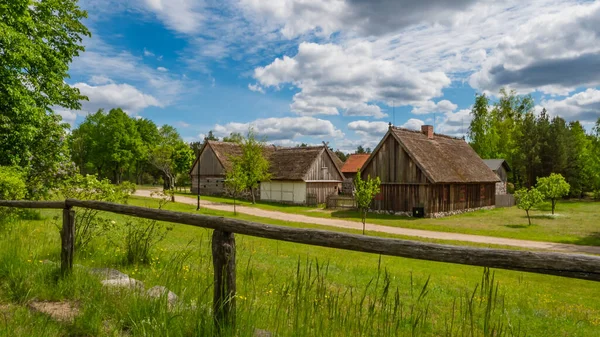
<box><xmin>496</xmin><ymin>194</ymin><xmax>516</xmax><ymax>208</ymax></box>
<box><xmin>326</xmin><ymin>195</ymin><xmax>357</xmax><ymax>209</ymax></box>
<box><xmin>1</xmin><ymin>199</ymin><xmax>600</xmax><ymax>330</ymax></box>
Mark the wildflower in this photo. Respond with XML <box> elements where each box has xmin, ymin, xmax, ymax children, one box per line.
<box><xmin>27</xmin><ymin>259</ymin><xmax>32</xmax><ymax>263</ymax></box>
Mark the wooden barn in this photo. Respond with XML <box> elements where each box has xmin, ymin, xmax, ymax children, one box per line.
<box><xmin>189</xmin><ymin>141</ymin><xmax>246</xmax><ymax>195</ymax></box>
<box><xmin>340</xmin><ymin>154</ymin><xmax>370</xmax><ymax>194</ymax></box>
<box><xmin>361</xmin><ymin>125</ymin><xmax>499</xmax><ymax>217</ymax></box>
<box><xmin>260</xmin><ymin>146</ymin><xmax>345</xmax><ymax>205</ymax></box>
<box><xmin>483</xmin><ymin>159</ymin><xmax>511</xmax><ymax>195</ymax></box>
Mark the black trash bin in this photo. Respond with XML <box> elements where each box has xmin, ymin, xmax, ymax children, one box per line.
<box><xmin>412</xmin><ymin>207</ymin><xmax>425</xmax><ymax>218</ymax></box>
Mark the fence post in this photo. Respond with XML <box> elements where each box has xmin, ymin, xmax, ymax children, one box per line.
<box><xmin>212</xmin><ymin>230</ymin><xmax>236</xmax><ymax>331</ymax></box>
<box><xmin>61</xmin><ymin>206</ymin><xmax>75</xmax><ymax>275</ymax></box>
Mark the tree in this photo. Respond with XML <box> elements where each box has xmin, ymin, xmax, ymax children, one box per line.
<box><xmin>334</xmin><ymin>150</ymin><xmax>348</xmax><ymax>162</ymax></box>
<box><xmin>468</xmin><ymin>93</ymin><xmax>498</xmax><ymax>159</ymax></box>
<box><xmin>0</xmin><ymin>0</ymin><xmax>90</xmax><ymax>198</ymax></box>
<box><xmin>206</xmin><ymin>130</ymin><xmax>219</xmax><ymax>141</ymax></box>
<box><xmin>150</xmin><ymin>125</ymin><xmax>190</xmax><ymax>200</ymax></box>
<box><xmin>536</xmin><ymin>173</ymin><xmax>570</xmax><ymax>215</ymax></box>
<box><xmin>238</xmin><ymin>129</ymin><xmax>271</xmax><ymax>204</ymax></box>
<box><xmin>356</xmin><ymin>145</ymin><xmax>366</xmax><ymax>154</ymax></box>
<box><xmin>222</xmin><ymin>132</ymin><xmax>243</xmax><ymax>143</ymax></box>
<box><xmin>225</xmin><ymin>158</ymin><xmax>247</xmax><ymax>215</ymax></box>
<box><xmin>354</xmin><ymin>171</ymin><xmax>381</xmax><ymax>234</ymax></box>
<box><xmin>515</xmin><ymin>187</ymin><xmax>544</xmax><ymax>226</ymax></box>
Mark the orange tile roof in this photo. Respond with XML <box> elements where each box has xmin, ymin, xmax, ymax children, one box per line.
<box><xmin>341</xmin><ymin>154</ymin><xmax>370</xmax><ymax>173</ymax></box>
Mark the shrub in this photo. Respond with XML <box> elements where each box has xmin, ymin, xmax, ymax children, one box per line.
<box><xmin>119</xmin><ymin>191</ymin><xmax>173</xmax><ymax>265</ymax></box>
<box><xmin>506</xmin><ymin>182</ymin><xmax>515</xmax><ymax>194</ymax></box>
<box><xmin>53</xmin><ymin>174</ymin><xmax>134</xmax><ymax>250</ymax></box>
<box><xmin>0</xmin><ymin>166</ymin><xmax>27</xmax><ymax>222</ymax></box>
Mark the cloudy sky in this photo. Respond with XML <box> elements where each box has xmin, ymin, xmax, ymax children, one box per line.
<box><xmin>60</xmin><ymin>0</ymin><xmax>600</xmax><ymax>152</ymax></box>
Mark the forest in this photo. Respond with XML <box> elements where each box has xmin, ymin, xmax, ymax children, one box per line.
<box><xmin>468</xmin><ymin>89</ymin><xmax>600</xmax><ymax>198</ymax></box>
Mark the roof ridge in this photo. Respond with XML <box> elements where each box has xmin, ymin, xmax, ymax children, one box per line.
<box><xmin>391</xmin><ymin>126</ymin><xmax>464</xmax><ymax>140</ymax></box>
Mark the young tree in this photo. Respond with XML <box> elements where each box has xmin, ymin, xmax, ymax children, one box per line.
<box><xmin>536</xmin><ymin>173</ymin><xmax>570</xmax><ymax>215</ymax></box>
<box><xmin>225</xmin><ymin>158</ymin><xmax>247</xmax><ymax>215</ymax></box>
<box><xmin>238</xmin><ymin>129</ymin><xmax>271</xmax><ymax>204</ymax></box>
<box><xmin>515</xmin><ymin>187</ymin><xmax>544</xmax><ymax>226</ymax></box>
<box><xmin>222</xmin><ymin>132</ymin><xmax>243</xmax><ymax>143</ymax></box>
<box><xmin>354</xmin><ymin>171</ymin><xmax>381</xmax><ymax>234</ymax></box>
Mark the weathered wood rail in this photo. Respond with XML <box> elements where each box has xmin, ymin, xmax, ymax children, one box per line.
<box><xmin>1</xmin><ymin>199</ymin><xmax>600</xmax><ymax>328</ymax></box>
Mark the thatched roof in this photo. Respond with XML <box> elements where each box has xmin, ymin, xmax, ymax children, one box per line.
<box><xmin>483</xmin><ymin>159</ymin><xmax>511</xmax><ymax>172</ymax></box>
<box><xmin>341</xmin><ymin>154</ymin><xmax>370</xmax><ymax>173</ymax></box>
<box><xmin>380</xmin><ymin>127</ymin><xmax>499</xmax><ymax>183</ymax></box>
<box><xmin>326</xmin><ymin>148</ymin><xmax>345</xmax><ymax>172</ymax></box>
<box><xmin>191</xmin><ymin>141</ymin><xmax>343</xmax><ymax>181</ymax></box>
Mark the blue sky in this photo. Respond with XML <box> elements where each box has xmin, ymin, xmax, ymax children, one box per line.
<box><xmin>57</xmin><ymin>0</ymin><xmax>600</xmax><ymax>152</ymax></box>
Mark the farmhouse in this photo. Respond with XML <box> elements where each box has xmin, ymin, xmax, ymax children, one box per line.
<box><xmin>260</xmin><ymin>145</ymin><xmax>345</xmax><ymax>205</ymax></box>
<box><xmin>190</xmin><ymin>141</ymin><xmax>344</xmax><ymax>205</ymax></box>
<box><xmin>340</xmin><ymin>154</ymin><xmax>370</xmax><ymax>194</ymax></box>
<box><xmin>361</xmin><ymin>125</ymin><xmax>500</xmax><ymax>217</ymax></box>
<box><xmin>483</xmin><ymin>159</ymin><xmax>511</xmax><ymax>195</ymax></box>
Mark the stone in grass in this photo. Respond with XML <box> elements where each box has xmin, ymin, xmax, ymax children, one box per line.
<box><xmin>146</xmin><ymin>286</ymin><xmax>179</xmax><ymax>307</ymax></box>
<box><xmin>90</xmin><ymin>268</ymin><xmax>129</xmax><ymax>281</ymax></box>
<box><xmin>102</xmin><ymin>278</ymin><xmax>145</xmax><ymax>291</ymax></box>
<box><xmin>28</xmin><ymin>301</ymin><xmax>79</xmax><ymax>323</ymax></box>
<box><xmin>254</xmin><ymin>329</ymin><xmax>273</xmax><ymax>337</ymax></box>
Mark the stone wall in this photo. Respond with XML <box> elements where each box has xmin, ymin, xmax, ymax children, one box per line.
<box><xmin>370</xmin><ymin>206</ymin><xmax>495</xmax><ymax>218</ymax></box>
<box><xmin>495</xmin><ymin>181</ymin><xmax>507</xmax><ymax>195</ymax></box>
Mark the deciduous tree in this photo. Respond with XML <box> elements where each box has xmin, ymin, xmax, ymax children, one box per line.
<box><xmin>536</xmin><ymin>173</ymin><xmax>570</xmax><ymax>215</ymax></box>
<box><xmin>515</xmin><ymin>187</ymin><xmax>544</xmax><ymax>226</ymax></box>
<box><xmin>354</xmin><ymin>171</ymin><xmax>381</xmax><ymax>235</ymax></box>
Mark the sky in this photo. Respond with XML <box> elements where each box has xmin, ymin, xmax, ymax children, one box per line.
<box><xmin>56</xmin><ymin>0</ymin><xmax>600</xmax><ymax>152</ymax></box>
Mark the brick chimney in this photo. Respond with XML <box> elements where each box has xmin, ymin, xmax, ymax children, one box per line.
<box><xmin>421</xmin><ymin>125</ymin><xmax>434</xmax><ymax>139</ymax></box>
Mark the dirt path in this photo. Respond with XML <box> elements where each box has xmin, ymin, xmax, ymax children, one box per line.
<box><xmin>134</xmin><ymin>190</ymin><xmax>600</xmax><ymax>255</ymax></box>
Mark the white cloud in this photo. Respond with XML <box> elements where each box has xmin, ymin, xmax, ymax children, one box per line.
<box><xmin>400</xmin><ymin>118</ymin><xmax>424</xmax><ymax>130</ymax></box>
<box><xmin>254</xmin><ymin>42</ymin><xmax>450</xmax><ymax>117</ymax></box>
<box><xmin>470</xmin><ymin>2</ymin><xmax>600</xmax><ymax>95</ymax></box>
<box><xmin>248</xmin><ymin>83</ymin><xmax>265</xmax><ymax>93</ymax></box>
<box><xmin>175</xmin><ymin>121</ymin><xmax>191</xmax><ymax>128</ymax></box>
<box><xmin>143</xmin><ymin>48</ymin><xmax>155</xmax><ymax>57</ymax></box>
<box><xmin>347</xmin><ymin>120</ymin><xmax>389</xmax><ymax>138</ymax></box>
<box><xmin>239</xmin><ymin>0</ymin><xmax>482</xmax><ymax>38</ymax></box>
<box><xmin>411</xmin><ymin>99</ymin><xmax>457</xmax><ymax>115</ymax></box>
<box><xmin>141</xmin><ymin>0</ymin><xmax>204</xmax><ymax>34</ymax></box>
<box><xmin>538</xmin><ymin>89</ymin><xmax>600</xmax><ymax>123</ymax></box>
<box><xmin>88</xmin><ymin>75</ymin><xmax>114</xmax><ymax>85</ymax></box>
<box><xmin>53</xmin><ymin>108</ymin><xmax>78</xmax><ymax>127</ymax></box>
<box><xmin>74</xmin><ymin>82</ymin><xmax>163</xmax><ymax>115</ymax></box>
<box><xmin>213</xmin><ymin>116</ymin><xmax>344</xmax><ymax>141</ymax></box>
<box><xmin>157</xmin><ymin>66</ymin><xmax>168</xmax><ymax>72</ymax></box>
<box><xmin>435</xmin><ymin>108</ymin><xmax>472</xmax><ymax>137</ymax></box>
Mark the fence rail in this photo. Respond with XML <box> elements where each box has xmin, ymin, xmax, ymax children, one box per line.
<box><xmin>1</xmin><ymin>199</ymin><xmax>599</xmax><ymax>329</ymax></box>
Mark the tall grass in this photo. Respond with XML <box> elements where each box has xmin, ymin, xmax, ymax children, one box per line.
<box><xmin>0</xmin><ymin>211</ymin><xmax>597</xmax><ymax>336</ymax></box>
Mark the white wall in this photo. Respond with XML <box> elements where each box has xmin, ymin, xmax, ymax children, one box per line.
<box><xmin>260</xmin><ymin>181</ymin><xmax>306</xmax><ymax>204</ymax></box>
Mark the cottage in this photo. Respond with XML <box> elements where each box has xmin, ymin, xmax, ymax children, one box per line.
<box><xmin>483</xmin><ymin>159</ymin><xmax>511</xmax><ymax>195</ymax></box>
<box><xmin>340</xmin><ymin>154</ymin><xmax>370</xmax><ymax>194</ymax></box>
<box><xmin>361</xmin><ymin>125</ymin><xmax>499</xmax><ymax>217</ymax></box>
<box><xmin>190</xmin><ymin>141</ymin><xmax>248</xmax><ymax>195</ymax></box>
<box><xmin>260</xmin><ymin>146</ymin><xmax>345</xmax><ymax>205</ymax></box>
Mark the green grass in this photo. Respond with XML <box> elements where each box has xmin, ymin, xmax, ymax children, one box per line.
<box><xmin>1</xmin><ymin>197</ymin><xmax>599</xmax><ymax>336</ymax></box>
<box><xmin>172</xmin><ymin>190</ymin><xmax>600</xmax><ymax>246</ymax></box>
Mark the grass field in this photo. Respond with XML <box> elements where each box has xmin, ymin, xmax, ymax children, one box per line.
<box><xmin>0</xmin><ymin>196</ymin><xmax>599</xmax><ymax>336</ymax></box>
<box><xmin>173</xmin><ymin>191</ymin><xmax>600</xmax><ymax>246</ymax></box>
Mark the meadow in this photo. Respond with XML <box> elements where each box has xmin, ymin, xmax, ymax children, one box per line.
<box><xmin>0</xmin><ymin>196</ymin><xmax>599</xmax><ymax>336</ymax></box>
<box><xmin>175</xmin><ymin>191</ymin><xmax>600</xmax><ymax>246</ymax></box>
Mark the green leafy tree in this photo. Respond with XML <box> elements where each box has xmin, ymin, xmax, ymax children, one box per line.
<box><xmin>0</xmin><ymin>166</ymin><xmax>27</xmax><ymax>221</ymax></box>
<box><xmin>354</xmin><ymin>171</ymin><xmax>381</xmax><ymax>234</ymax></box>
<box><xmin>356</xmin><ymin>145</ymin><xmax>366</xmax><ymax>154</ymax></box>
<box><xmin>223</xmin><ymin>132</ymin><xmax>243</xmax><ymax>143</ymax></box>
<box><xmin>150</xmin><ymin>125</ymin><xmax>190</xmax><ymax>199</ymax></box>
<box><xmin>0</xmin><ymin>0</ymin><xmax>90</xmax><ymax>198</ymax></box>
<box><xmin>238</xmin><ymin>129</ymin><xmax>271</xmax><ymax>204</ymax></box>
<box><xmin>515</xmin><ymin>187</ymin><xmax>544</xmax><ymax>226</ymax></box>
<box><xmin>536</xmin><ymin>173</ymin><xmax>570</xmax><ymax>214</ymax></box>
<box><xmin>468</xmin><ymin>93</ymin><xmax>498</xmax><ymax>159</ymax></box>
<box><xmin>334</xmin><ymin>150</ymin><xmax>348</xmax><ymax>162</ymax></box>
<box><xmin>206</xmin><ymin>130</ymin><xmax>219</xmax><ymax>141</ymax></box>
<box><xmin>225</xmin><ymin>157</ymin><xmax>248</xmax><ymax>215</ymax></box>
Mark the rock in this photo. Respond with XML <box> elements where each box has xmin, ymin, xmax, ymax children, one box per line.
<box><xmin>28</xmin><ymin>301</ymin><xmax>79</xmax><ymax>322</ymax></box>
<box><xmin>254</xmin><ymin>329</ymin><xmax>273</xmax><ymax>337</ymax></box>
<box><xmin>102</xmin><ymin>277</ymin><xmax>144</xmax><ymax>291</ymax></box>
<box><xmin>90</xmin><ymin>268</ymin><xmax>129</xmax><ymax>281</ymax></box>
<box><xmin>146</xmin><ymin>286</ymin><xmax>178</xmax><ymax>307</ymax></box>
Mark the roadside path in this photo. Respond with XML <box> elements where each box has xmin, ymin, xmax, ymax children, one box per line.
<box><xmin>134</xmin><ymin>190</ymin><xmax>600</xmax><ymax>255</ymax></box>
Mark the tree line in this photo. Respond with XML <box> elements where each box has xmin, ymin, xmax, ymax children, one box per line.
<box><xmin>468</xmin><ymin>89</ymin><xmax>600</xmax><ymax>198</ymax></box>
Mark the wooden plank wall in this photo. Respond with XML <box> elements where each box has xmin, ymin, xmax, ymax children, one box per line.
<box><xmin>304</xmin><ymin>150</ymin><xmax>344</xmax><ymax>181</ymax></box>
<box><xmin>306</xmin><ymin>182</ymin><xmax>340</xmax><ymax>204</ymax></box>
<box><xmin>362</xmin><ymin>135</ymin><xmax>428</xmax><ymax>184</ymax></box>
<box><xmin>372</xmin><ymin>183</ymin><xmax>496</xmax><ymax>215</ymax></box>
<box><xmin>191</xmin><ymin>176</ymin><xmax>226</xmax><ymax>195</ymax></box>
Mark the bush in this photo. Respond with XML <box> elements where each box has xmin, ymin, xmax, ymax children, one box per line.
<box><xmin>594</xmin><ymin>190</ymin><xmax>600</xmax><ymax>201</ymax></box>
<box><xmin>53</xmin><ymin>174</ymin><xmax>134</xmax><ymax>250</ymax></box>
<box><xmin>118</xmin><ymin>191</ymin><xmax>172</xmax><ymax>265</ymax></box>
<box><xmin>506</xmin><ymin>182</ymin><xmax>515</xmax><ymax>194</ymax></box>
<box><xmin>0</xmin><ymin>166</ymin><xmax>27</xmax><ymax>222</ymax></box>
